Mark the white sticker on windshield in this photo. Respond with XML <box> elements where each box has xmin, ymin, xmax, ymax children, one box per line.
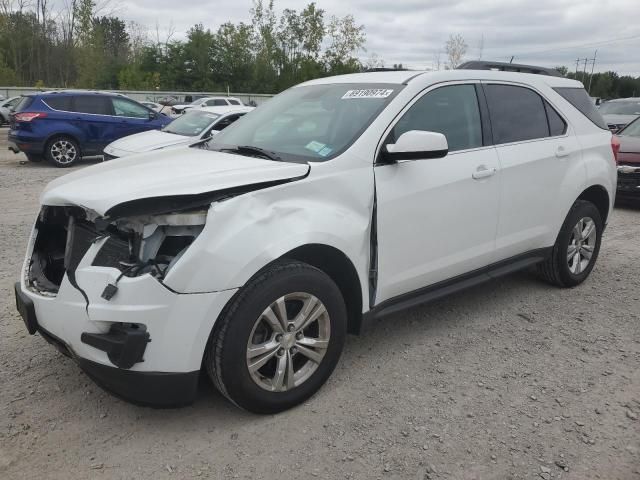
<box><xmin>342</xmin><ymin>89</ymin><xmax>394</xmax><ymax>99</ymax></box>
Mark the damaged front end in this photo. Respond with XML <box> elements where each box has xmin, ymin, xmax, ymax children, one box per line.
<box><xmin>26</xmin><ymin>205</ymin><xmax>207</xmax><ymax>298</ymax></box>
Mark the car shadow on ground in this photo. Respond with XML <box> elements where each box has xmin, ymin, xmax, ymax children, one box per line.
<box><xmin>80</xmin><ymin>269</ymin><xmax>547</xmax><ymax>425</ymax></box>
<box><xmin>12</xmin><ymin>156</ymin><xmax>104</xmax><ymax>169</ymax></box>
<box><xmin>615</xmin><ymin>198</ymin><xmax>640</xmax><ymax>210</ymax></box>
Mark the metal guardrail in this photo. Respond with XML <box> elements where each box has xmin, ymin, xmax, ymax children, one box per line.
<box><xmin>0</xmin><ymin>87</ymin><xmax>274</xmax><ymax>105</ymax></box>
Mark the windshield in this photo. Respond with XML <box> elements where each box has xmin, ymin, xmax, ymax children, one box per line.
<box><xmin>190</xmin><ymin>98</ymin><xmax>207</xmax><ymax>106</ymax></box>
<box><xmin>162</xmin><ymin>110</ymin><xmax>221</xmax><ymax>136</ymax></box>
<box><xmin>207</xmin><ymin>83</ymin><xmax>402</xmax><ymax>162</ymax></box>
<box><xmin>599</xmin><ymin>100</ymin><xmax>640</xmax><ymax>116</ymax></box>
<box><xmin>620</xmin><ymin>118</ymin><xmax>640</xmax><ymax>137</ymax></box>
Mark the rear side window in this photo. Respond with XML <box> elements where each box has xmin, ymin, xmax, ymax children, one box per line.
<box><xmin>553</xmin><ymin>87</ymin><xmax>608</xmax><ymax>130</ymax></box>
<box><xmin>485</xmin><ymin>84</ymin><xmax>549</xmax><ymax>144</ymax></box>
<box><xmin>14</xmin><ymin>96</ymin><xmax>34</xmax><ymax>112</ymax></box>
<box><xmin>73</xmin><ymin>96</ymin><xmax>112</xmax><ymax>115</ymax></box>
<box><xmin>44</xmin><ymin>96</ymin><xmax>73</xmax><ymax>111</ymax></box>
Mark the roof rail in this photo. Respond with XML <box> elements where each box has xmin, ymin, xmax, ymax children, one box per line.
<box><xmin>363</xmin><ymin>67</ymin><xmax>411</xmax><ymax>72</ymax></box>
<box><xmin>457</xmin><ymin>61</ymin><xmax>563</xmax><ymax>77</ymax></box>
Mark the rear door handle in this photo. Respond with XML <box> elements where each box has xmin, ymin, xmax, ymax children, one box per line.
<box><xmin>472</xmin><ymin>165</ymin><xmax>497</xmax><ymax>180</ymax></box>
<box><xmin>555</xmin><ymin>146</ymin><xmax>570</xmax><ymax>158</ymax></box>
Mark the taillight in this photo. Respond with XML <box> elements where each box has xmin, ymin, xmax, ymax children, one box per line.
<box><xmin>14</xmin><ymin>112</ymin><xmax>47</xmax><ymax>122</ymax></box>
<box><xmin>611</xmin><ymin>135</ymin><xmax>621</xmax><ymax>165</ymax></box>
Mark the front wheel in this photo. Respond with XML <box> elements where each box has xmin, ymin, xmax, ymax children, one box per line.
<box><xmin>537</xmin><ymin>200</ymin><xmax>603</xmax><ymax>287</ymax></box>
<box><xmin>204</xmin><ymin>260</ymin><xmax>347</xmax><ymax>414</ymax></box>
<box><xmin>46</xmin><ymin>136</ymin><xmax>80</xmax><ymax>167</ymax></box>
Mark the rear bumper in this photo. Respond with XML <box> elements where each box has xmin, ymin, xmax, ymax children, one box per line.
<box><xmin>617</xmin><ymin>166</ymin><xmax>640</xmax><ymax>198</ymax></box>
<box><xmin>8</xmin><ymin>132</ymin><xmax>45</xmax><ymax>154</ymax></box>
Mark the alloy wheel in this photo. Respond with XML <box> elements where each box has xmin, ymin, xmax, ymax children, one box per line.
<box><xmin>567</xmin><ymin>216</ymin><xmax>596</xmax><ymax>275</ymax></box>
<box><xmin>246</xmin><ymin>292</ymin><xmax>330</xmax><ymax>392</ymax></box>
<box><xmin>50</xmin><ymin>140</ymin><xmax>77</xmax><ymax>165</ymax></box>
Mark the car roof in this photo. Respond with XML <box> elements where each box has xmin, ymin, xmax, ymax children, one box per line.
<box><xmin>199</xmin><ymin>106</ymin><xmax>254</xmax><ymax>114</ymax></box>
<box><xmin>299</xmin><ymin>69</ymin><xmax>582</xmax><ymax>89</ymax></box>
<box><xmin>197</xmin><ymin>96</ymin><xmax>242</xmax><ymax>102</ymax></box>
<box><xmin>606</xmin><ymin>97</ymin><xmax>640</xmax><ymax>103</ymax></box>
<box><xmin>38</xmin><ymin>90</ymin><xmax>126</xmax><ymax>97</ymax></box>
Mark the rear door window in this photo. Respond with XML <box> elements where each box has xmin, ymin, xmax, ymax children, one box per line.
<box><xmin>484</xmin><ymin>84</ymin><xmax>549</xmax><ymax>144</ymax></box>
<box><xmin>44</xmin><ymin>96</ymin><xmax>73</xmax><ymax>111</ymax></box>
<box><xmin>73</xmin><ymin>96</ymin><xmax>113</xmax><ymax>115</ymax></box>
<box><xmin>553</xmin><ymin>87</ymin><xmax>608</xmax><ymax>130</ymax></box>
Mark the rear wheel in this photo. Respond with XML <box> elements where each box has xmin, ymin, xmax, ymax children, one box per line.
<box><xmin>537</xmin><ymin>200</ymin><xmax>603</xmax><ymax>287</ymax></box>
<box><xmin>46</xmin><ymin>136</ymin><xmax>80</xmax><ymax>167</ymax></box>
<box><xmin>204</xmin><ymin>260</ymin><xmax>347</xmax><ymax>414</ymax></box>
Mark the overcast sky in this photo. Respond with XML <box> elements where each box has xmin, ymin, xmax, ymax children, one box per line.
<box><xmin>115</xmin><ymin>0</ymin><xmax>640</xmax><ymax>76</ymax></box>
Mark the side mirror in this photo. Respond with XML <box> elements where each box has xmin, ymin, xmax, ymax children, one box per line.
<box><xmin>148</xmin><ymin>111</ymin><xmax>158</xmax><ymax>120</ymax></box>
<box><xmin>383</xmin><ymin>130</ymin><xmax>448</xmax><ymax>161</ymax></box>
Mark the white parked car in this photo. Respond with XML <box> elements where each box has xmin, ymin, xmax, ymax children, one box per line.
<box><xmin>171</xmin><ymin>96</ymin><xmax>244</xmax><ymax>115</ymax></box>
<box><xmin>139</xmin><ymin>101</ymin><xmax>171</xmax><ymax>115</ymax></box>
<box><xmin>0</xmin><ymin>96</ymin><xmax>21</xmax><ymax>124</ymax></box>
<box><xmin>598</xmin><ymin>97</ymin><xmax>640</xmax><ymax>132</ymax></box>
<box><xmin>15</xmin><ymin>66</ymin><xmax>616</xmax><ymax>413</ymax></box>
<box><xmin>103</xmin><ymin>106</ymin><xmax>254</xmax><ymax>159</ymax></box>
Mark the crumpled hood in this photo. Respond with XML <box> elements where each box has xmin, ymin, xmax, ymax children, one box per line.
<box><xmin>106</xmin><ymin>130</ymin><xmax>192</xmax><ymax>154</ymax></box>
<box><xmin>41</xmin><ymin>148</ymin><xmax>310</xmax><ymax>216</ymax></box>
<box><xmin>603</xmin><ymin>114</ymin><xmax>638</xmax><ymax>127</ymax></box>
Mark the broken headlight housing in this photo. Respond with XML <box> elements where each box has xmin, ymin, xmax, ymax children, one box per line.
<box><xmin>92</xmin><ymin>209</ymin><xmax>207</xmax><ymax>280</ymax></box>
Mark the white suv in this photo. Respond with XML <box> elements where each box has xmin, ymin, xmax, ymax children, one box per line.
<box><xmin>15</xmin><ymin>68</ymin><xmax>617</xmax><ymax>413</ymax></box>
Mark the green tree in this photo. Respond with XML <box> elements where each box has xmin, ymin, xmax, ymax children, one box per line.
<box><xmin>324</xmin><ymin>14</ymin><xmax>365</xmax><ymax>74</ymax></box>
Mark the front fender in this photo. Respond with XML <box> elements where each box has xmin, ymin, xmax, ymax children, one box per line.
<box><xmin>163</xmin><ymin>164</ymin><xmax>374</xmax><ymax>308</ymax></box>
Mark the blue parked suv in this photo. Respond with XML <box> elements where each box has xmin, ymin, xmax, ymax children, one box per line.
<box><xmin>8</xmin><ymin>91</ymin><xmax>171</xmax><ymax>167</ymax></box>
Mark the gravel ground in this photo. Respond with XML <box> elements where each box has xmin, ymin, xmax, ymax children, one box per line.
<box><xmin>0</xmin><ymin>129</ymin><xmax>638</xmax><ymax>480</ymax></box>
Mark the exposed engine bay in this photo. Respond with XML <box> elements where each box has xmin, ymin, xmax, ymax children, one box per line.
<box><xmin>27</xmin><ymin>205</ymin><xmax>206</xmax><ymax>296</ymax></box>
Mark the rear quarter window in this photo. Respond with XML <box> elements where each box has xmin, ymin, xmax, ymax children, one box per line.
<box><xmin>544</xmin><ymin>101</ymin><xmax>567</xmax><ymax>136</ymax></box>
<box><xmin>553</xmin><ymin>87</ymin><xmax>608</xmax><ymax>130</ymax></box>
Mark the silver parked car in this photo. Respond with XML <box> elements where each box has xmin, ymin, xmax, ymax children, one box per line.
<box><xmin>599</xmin><ymin>97</ymin><xmax>640</xmax><ymax>132</ymax></box>
<box><xmin>0</xmin><ymin>96</ymin><xmax>21</xmax><ymax>124</ymax></box>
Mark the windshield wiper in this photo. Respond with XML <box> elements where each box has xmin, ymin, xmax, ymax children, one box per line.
<box><xmin>219</xmin><ymin>145</ymin><xmax>282</xmax><ymax>161</ymax></box>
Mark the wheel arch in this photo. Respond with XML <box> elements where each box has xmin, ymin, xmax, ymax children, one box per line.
<box><xmin>44</xmin><ymin>132</ymin><xmax>82</xmax><ymax>155</ymax></box>
<box><xmin>577</xmin><ymin>184</ymin><xmax>610</xmax><ymax>224</ymax></box>
<box><xmin>281</xmin><ymin>243</ymin><xmax>364</xmax><ymax>335</ymax></box>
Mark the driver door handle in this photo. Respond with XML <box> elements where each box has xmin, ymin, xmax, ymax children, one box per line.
<box><xmin>472</xmin><ymin>165</ymin><xmax>497</xmax><ymax>180</ymax></box>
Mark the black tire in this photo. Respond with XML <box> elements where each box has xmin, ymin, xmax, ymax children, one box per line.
<box><xmin>46</xmin><ymin>136</ymin><xmax>80</xmax><ymax>167</ymax></box>
<box><xmin>204</xmin><ymin>260</ymin><xmax>347</xmax><ymax>414</ymax></box>
<box><xmin>537</xmin><ymin>200</ymin><xmax>603</xmax><ymax>287</ymax></box>
<box><xmin>25</xmin><ymin>153</ymin><xmax>43</xmax><ymax>162</ymax></box>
